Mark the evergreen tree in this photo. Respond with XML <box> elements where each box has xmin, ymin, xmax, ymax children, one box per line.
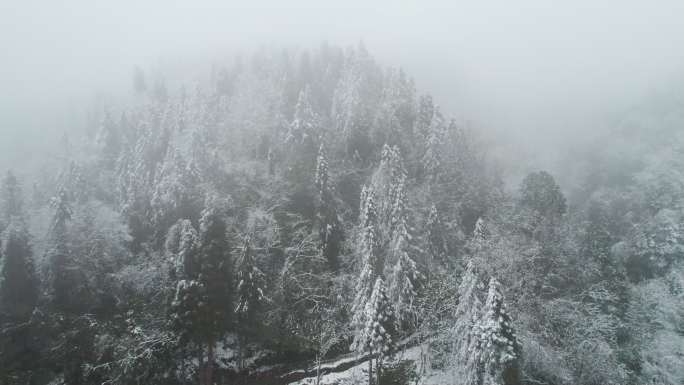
<box><xmin>351</xmin><ymin>186</ymin><xmax>382</xmax><ymax>353</ymax></box>
<box><xmin>195</xmin><ymin>199</ymin><xmax>233</xmax><ymax>385</ymax></box>
<box><xmin>415</xmin><ymin>95</ymin><xmax>434</xmax><ymax>144</ymax></box>
<box><xmin>46</xmin><ymin>188</ymin><xmax>77</xmax><ymax>313</ymax></box>
<box><xmin>235</xmin><ymin>235</ymin><xmax>265</xmax><ymax>330</ymax></box>
<box><xmin>151</xmin><ymin>148</ymin><xmax>202</xmax><ymax>241</ymax></box>
<box><xmin>355</xmin><ymin>277</ymin><xmax>397</xmax><ymax>385</ymax></box>
<box><xmin>96</xmin><ymin>111</ymin><xmax>122</xmax><ymax>169</ymax></box>
<box><xmin>315</xmin><ymin>143</ymin><xmax>342</xmax><ymax>268</ymax></box>
<box><xmin>234</xmin><ymin>235</ymin><xmax>266</xmax><ymax>370</ymax></box>
<box><xmin>0</xmin><ymin>220</ymin><xmax>38</xmax><ymax>323</ymax></box>
<box><xmin>387</xmin><ymin>175</ymin><xmax>420</xmax><ymax>331</ymax></box>
<box><xmin>519</xmin><ymin>171</ymin><xmax>567</xmax><ymax>219</ymax></box>
<box><xmin>452</xmin><ymin>262</ymin><xmax>486</xmax><ymax>385</ymax></box>
<box><xmin>423</xmin><ymin>106</ymin><xmax>445</xmax><ymax>183</ymax></box>
<box><xmin>1</xmin><ymin>171</ymin><xmax>23</xmax><ymax>229</ymax></box>
<box><xmin>165</xmin><ymin>218</ymin><xmax>200</xmax><ymax>281</ymax></box>
<box><xmin>478</xmin><ymin>278</ymin><xmax>522</xmax><ymax>385</ymax></box>
<box><xmin>169</xmin><ymin>199</ymin><xmax>232</xmax><ymax>385</ymax></box>
<box><xmin>285</xmin><ymin>85</ymin><xmax>320</xmax><ymax>183</ymax></box>
<box><xmin>425</xmin><ymin>204</ymin><xmax>448</xmax><ymax>274</ymax></box>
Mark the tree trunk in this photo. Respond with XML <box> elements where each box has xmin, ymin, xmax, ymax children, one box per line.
<box><xmin>376</xmin><ymin>358</ymin><xmax>381</xmax><ymax>385</ymax></box>
<box><xmin>315</xmin><ymin>353</ymin><xmax>322</xmax><ymax>385</ymax></box>
<box><xmin>368</xmin><ymin>359</ymin><xmax>373</xmax><ymax>385</ymax></box>
<box><xmin>207</xmin><ymin>340</ymin><xmax>215</xmax><ymax>385</ymax></box>
<box><xmin>198</xmin><ymin>344</ymin><xmax>205</xmax><ymax>385</ymax></box>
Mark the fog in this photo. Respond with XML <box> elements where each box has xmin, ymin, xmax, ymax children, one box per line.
<box><xmin>3</xmin><ymin>0</ymin><xmax>684</xmax><ymax>172</ymax></box>
<box><xmin>3</xmin><ymin>3</ymin><xmax>684</xmax><ymax>383</ymax></box>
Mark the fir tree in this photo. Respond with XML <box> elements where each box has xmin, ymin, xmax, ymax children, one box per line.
<box><xmin>234</xmin><ymin>235</ymin><xmax>265</xmax><ymax>370</ymax></box>
<box><xmin>356</xmin><ymin>277</ymin><xmax>397</xmax><ymax>385</ymax></box>
<box><xmin>388</xmin><ymin>216</ymin><xmax>419</xmax><ymax>331</ymax></box>
<box><xmin>0</xmin><ymin>220</ymin><xmax>38</xmax><ymax>323</ymax></box>
<box><xmin>1</xmin><ymin>171</ymin><xmax>23</xmax><ymax>229</ymax></box>
<box><xmin>195</xmin><ymin>199</ymin><xmax>233</xmax><ymax>385</ymax></box>
<box><xmin>170</xmin><ymin>198</ymin><xmax>232</xmax><ymax>385</ymax></box>
<box><xmin>315</xmin><ymin>143</ymin><xmax>342</xmax><ymax>268</ymax></box>
<box><xmin>165</xmin><ymin>218</ymin><xmax>200</xmax><ymax>281</ymax></box>
<box><xmin>452</xmin><ymin>261</ymin><xmax>486</xmax><ymax>385</ymax></box>
<box><xmin>425</xmin><ymin>204</ymin><xmax>448</xmax><ymax>274</ymax></box>
<box><xmin>423</xmin><ymin>106</ymin><xmax>445</xmax><ymax>183</ymax></box>
<box><xmin>478</xmin><ymin>278</ymin><xmax>522</xmax><ymax>385</ymax></box>
<box><xmin>46</xmin><ymin>188</ymin><xmax>77</xmax><ymax>313</ymax></box>
<box><xmin>351</xmin><ymin>186</ymin><xmax>382</xmax><ymax>353</ymax></box>
<box><xmin>235</xmin><ymin>235</ymin><xmax>265</xmax><ymax>326</ymax></box>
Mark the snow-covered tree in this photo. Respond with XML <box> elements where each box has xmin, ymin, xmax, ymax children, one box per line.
<box><xmin>388</xmin><ymin>214</ymin><xmax>419</xmax><ymax>331</ymax></box>
<box><xmin>451</xmin><ymin>262</ymin><xmax>486</xmax><ymax>385</ymax></box>
<box><xmin>151</xmin><ymin>148</ymin><xmax>202</xmax><ymax>241</ymax></box>
<box><xmin>169</xmin><ymin>198</ymin><xmax>232</xmax><ymax>385</ymax></box>
<box><xmin>355</xmin><ymin>277</ymin><xmax>397</xmax><ymax>385</ymax></box>
<box><xmin>165</xmin><ymin>218</ymin><xmax>200</xmax><ymax>280</ymax></box>
<box><xmin>387</xmin><ymin>175</ymin><xmax>420</xmax><ymax>331</ymax></box>
<box><xmin>235</xmin><ymin>235</ymin><xmax>265</xmax><ymax>325</ymax></box>
<box><xmin>46</xmin><ymin>188</ymin><xmax>78</xmax><ymax>313</ymax></box>
<box><xmin>423</xmin><ymin>106</ymin><xmax>445</xmax><ymax>183</ymax></box>
<box><xmin>471</xmin><ymin>217</ymin><xmax>489</xmax><ymax>252</ymax></box>
<box><xmin>285</xmin><ymin>85</ymin><xmax>321</xmax><ymax>184</ymax></box>
<box><xmin>425</xmin><ymin>204</ymin><xmax>448</xmax><ymax>274</ymax></box>
<box><xmin>371</xmin><ymin>144</ymin><xmax>407</xmax><ymax>236</ymax></box>
<box><xmin>414</xmin><ymin>95</ymin><xmax>434</xmax><ymax>144</ymax></box>
<box><xmin>351</xmin><ymin>186</ymin><xmax>382</xmax><ymax>352</ymax></box>
<box><xmin>479</xmin><ymin>278</ymin><xmax>522</xmax><ymax>385</ymax></box>
<box><xmin>315</xmin><ymin>142</ymin><xmax>342</xmax><ymax>268</ymax></box>
<box><xmin>1</xmin><ymin>171</ymin><xmax>23</xmax><ymax>229</ymax></box>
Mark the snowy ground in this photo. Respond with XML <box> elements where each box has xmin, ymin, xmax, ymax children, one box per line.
<box><xmin>287</xmin><ymin>345</ymin><xmax>453</xmax><ymax>385</ymax></box>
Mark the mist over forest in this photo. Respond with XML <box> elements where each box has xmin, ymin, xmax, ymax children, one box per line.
<box><xmin>1</xmin><ymin>2</ymin><xmax>683</xmax><ymax>385</ymax></box>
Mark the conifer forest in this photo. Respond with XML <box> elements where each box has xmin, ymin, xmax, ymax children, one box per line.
<box><xmin>1</xmin><ymin>2</ymin><xmax>683</xmax><ymax>385</ymax></box>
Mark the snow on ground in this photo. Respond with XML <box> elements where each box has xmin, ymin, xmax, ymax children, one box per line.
<box><xmin>288</xmin><ymin>345</ymin><xmax>435</xmax><ymax>385</ymax></box>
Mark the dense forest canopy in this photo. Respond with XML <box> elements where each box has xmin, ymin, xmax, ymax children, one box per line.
<box><xmin>0</xmin><ymin>40</ymin><xmax>683</xmax><ymax>385</ymax></box>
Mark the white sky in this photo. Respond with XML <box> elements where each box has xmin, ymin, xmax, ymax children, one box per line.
<box><xmin>2</xmin><ymin>0</ymin><xmax>684</xmax><ymax>170</ymax></box>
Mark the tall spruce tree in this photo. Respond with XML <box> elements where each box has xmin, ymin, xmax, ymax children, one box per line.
<box><xmin>479</xmin><ymin>278</ymin><xmax>522</xmax><ymax>385</ymax></box>
<box><xmin>0</xmin><ymin>220</ymin><xmax>37</xmax><ymax>323</ymax></box>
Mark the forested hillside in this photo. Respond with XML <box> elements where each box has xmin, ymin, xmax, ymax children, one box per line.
<box><xmin>0</xmin><ymin>44</ymin><xmax>682</xmax><ymax>385</ymax></box>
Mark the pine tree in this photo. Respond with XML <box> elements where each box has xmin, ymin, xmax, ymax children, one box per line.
<box><xmin>452</xmin><ymin>261</ymin><xmax>486</xmax><ymax>385</ymax></box>
<box><xmin>388</xmin><ymin>215</ymin><xmax>419</xmax><ymax>331</ymax></box>
<box><xmin>1</xmin><ymin>171</ymin><xmax>23</xmax><ymax>230</ymax></box>
<box><xmin>479</xmin><ymin>278</ymin><xmax>521</xmax><ymax>385</ymax></box>
<box><xmin>472</xmin><ymin>217</ymin><xmax>488</xmax><ymax>252</ymax></box>
<box><xmin>46</xmin><ymin>188</ymin><xmax>77</xmax><ymax>313</ymax></box>
<box><xmin>356</xmin><ymin>277</ymin><xmax>397</xmax><ymax>385</ymax></box>
<box><xmin>415</xmin><ymin>95</ymin><xmax>434</xmax><ymax>144</ymax></box>
<box><xmin>372</xmin><ymin>144</ymin><xmax>407</xmax><ymax>236</ymax></box>
<box><xmin>151</xmin><ymin>148</ymin><xmax>202</xmax><ymax>242</ymax></box>
<box><xmin>288</xmin><ymin>85</ymin><xmax>320</xmax><ymax>146</ymax></box>
<box><xmin>235</xmin><ymin>235</ymin><xmax>265</xmax><ymax>326</ymax></box>
<box><xmin>423</xmin><ymin>106</ymin><xmax>445</xmax><ymax>183</ymax></box>
<box><xmin>315</xmin><ymin>142</ymin><xmax>330</xmax><ymax>198</ymax></box>
<box><xmin>234</xmin><ymin>235</ymin><xmax>265</xmax><ymax>370</ymax></box>
<box><xmin>351</xmin><ymin>186</ymin><xmax>382</xmax><ymax>353</ymax></box>
<box><xmin>96</xmin><ymin>111</ymin><xmax>122</xmax><ymax>169</ymax></box>
<box><xmin>169</xmin><ymin>198</ymin><xmax>232</xmax><ymax>385</ymax></box>
<box><xmin>195</xmin><ymin>199</ymin><xmax>233</xmax><ymax>385</ymax></box>
<box><xmin>314</xmin><ymin>143</ymin><xmax>342</xmax><ymax>268</ymax></box>
<box><xmin>285</xmin><ymin>85</ymin><xmax>320</xmax><ymax>183</ymax></box>
<box><xmin>0</xmin><ymin>220</ymin><xmax>38</xmax><ymax>323</ymax></box>
<box><xmin>387</xmin><ymin>175</ymin><xmax>420</xmax><ymax>331</ymax></box>
<box><xmin>425</xmin><ymin>204</ymin><xmax>448</xmax><ymax>274</ymax></box>
<box><xmin>165</xmin><ymin>218</ymin><xmax>200</xmax><ymax>281</ymax></box>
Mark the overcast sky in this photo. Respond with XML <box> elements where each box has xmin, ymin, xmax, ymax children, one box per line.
<box><xmin>2</xmin><ymin>0</ymin><xmax>684</xmax><ymax>170</ymax></box>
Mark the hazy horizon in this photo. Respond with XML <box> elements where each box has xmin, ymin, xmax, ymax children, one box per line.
<box><xmin>3</xmin><ymin>0</ymin><xmax>684</xmax><ymax>178</ymax></box>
